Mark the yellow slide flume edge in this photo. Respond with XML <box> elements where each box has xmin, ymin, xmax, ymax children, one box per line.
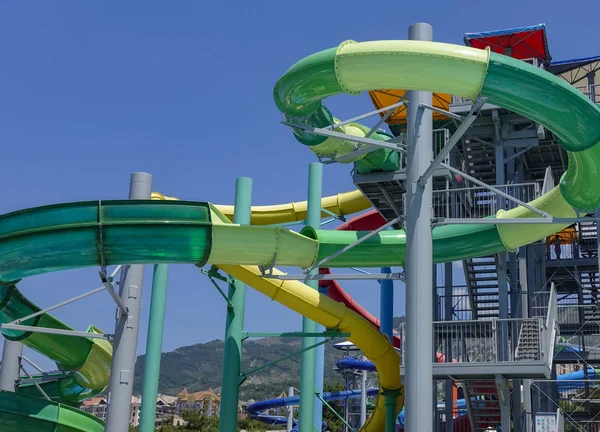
<box><xmin>216</xmin><ymin>264</ymin><xmax>403</xmax><ymax>432</ymax></box>
<box><xmin>151</xmin><ymin>189</ymin><xmax>371</xmax><ymax>225</ymax></box>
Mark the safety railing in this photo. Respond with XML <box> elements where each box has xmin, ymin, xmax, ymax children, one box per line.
<box><xmin>431</xmin><ymin>182</ymin><xmax>541</xmax><ymax>219</ymax></box>
<box><xmin>576</xmin><ymin>83</ymin><xmax>599</xmax><ymax>103</ymax></box>
<box><xmin>545</xmin><ymin>220</ymin><xmax>598</xmax><ymax>261</ymax></box>
<box><xmin>399</xmin><ymin>286</ymin><xmax>557</xmax><ymax>367</ymax></box>
<box><xmin>435</xmin><ymin>291</ymin><xmax>473</xmax><ymax>321</ymax></box>
<box><xmin>430</xmin><ymin>318</ymin><xmax>543</xmax><ymax>364</ymax></box>
<box><xmin>399</xmin><ymin>128</ymin><xmax>449</xmax><ymax>170</ymax></box>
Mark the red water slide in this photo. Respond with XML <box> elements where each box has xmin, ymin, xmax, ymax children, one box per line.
<box><xmin>317</xmin><ymin>209</ymin><xmax>404</xmax><ymax>348</ymax></box>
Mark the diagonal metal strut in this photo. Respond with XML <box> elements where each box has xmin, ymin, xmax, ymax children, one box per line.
<box><xmin>418</xmin><ymin>97</ymin><xmax>487</xmax><ymax>186</ymax></box>
<box><xmin>305</xmin><ymin>216</ymin><xmax>402</xmax><ymax>273</ymax></box>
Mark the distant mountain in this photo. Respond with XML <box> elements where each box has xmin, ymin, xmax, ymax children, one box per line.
<box><xmin>133</xmin><ymin>316</ymin><xmax>405</xmax><ymax>401</ymax></box>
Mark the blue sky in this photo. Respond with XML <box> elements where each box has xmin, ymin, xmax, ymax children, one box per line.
<box><xmin>0</xmin><ymin>2</ymin><xmax>597</xmax><ymax>372</ymax></box>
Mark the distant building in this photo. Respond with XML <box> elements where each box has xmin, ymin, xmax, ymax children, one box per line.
<box><xmin>81</xmin><ymin>397</ymin><xmax>108</xmax><ymax>421</ymax></box>
<box><xmin>80</xmin><ymin>393</ymin><xmax>178</xmax><ymax>427</ymax></box>
<box><xmin>176</xmin><ymin>388</ymin><xmax>221</xmax><ymax>416</ymax></box>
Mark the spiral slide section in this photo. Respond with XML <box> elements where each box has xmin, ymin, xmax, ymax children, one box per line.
<box><xmin>0</xmin><ymin>40</ymin><xmax>598</xmax><ymax>431</ymax></box>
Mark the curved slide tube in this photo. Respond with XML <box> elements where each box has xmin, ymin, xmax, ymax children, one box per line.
<box><xmin>0</xmin><ymin>201</ymin><xmax>403</xmax><ymax>432</ymax></box>
<box><xmin>247</xmin><ymin>388</ymin><xmax>379</xmax><ymax>428</ymax></box>
<box><xmin>151</xmin><ymin>189</ymin><xmax>371</xmax><ymax>226</ymax></box>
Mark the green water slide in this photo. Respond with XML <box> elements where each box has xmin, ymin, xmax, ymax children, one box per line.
<box><xmin>0</xmin><ymin>40</ymin><xmax>599</xmax><ymax>431</ymax></box>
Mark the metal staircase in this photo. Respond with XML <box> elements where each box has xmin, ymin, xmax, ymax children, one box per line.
<box><xmin>463</xmin><ymin>256</ymin><xmax>500</xmax><ymax>320</ymax></box>
<box><xmin>462</xmin><ymin>139</ymin><xmax>496</xmax><ymax>185</ymax></box>
<box><xmin>515</xmin><ymin>319</ymin><xmax>541</xmax><ymax>361</ymax></box>
<box><xmin>463</xmin><ymin>380</ymin><xmax>501</xmax><ymax>432</ymax></box>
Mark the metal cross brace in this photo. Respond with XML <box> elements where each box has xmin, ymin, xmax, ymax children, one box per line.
<box><xmin>9</xmin><ymin>285</ymin><xmax>106</xmax><ymax>325</ymax></box>
<box><xmin>201</xmin><ymin>267</ymin><xmax>233</xmax><ymax>308</ymax></box>
<box><xmin>242</xmin><ymin>331</ymin><xmax>350</xmax><ymax>340</ymax></box>
<box><xmin>263</xmin><ymin>272</ymin><xmax>405</xmax><ymax>281</ymax></box>
<box><xmin>419</xmin><ymin>103</ymin><xmax>463</xmax><ymax>121</ymax></box>
<box><xmin>323</xmin><ymin>97</ymin><xmax>408</xmax><ymax>131</ymax></box>
<box><xmin>22</xmin><ymin>356</ymin><xmax>45</xmax><ymax>373</ymax></box>
<box><xmin>20</xmin><ymin>366</ymin><xmax>51</xmax><ymax>401</ymax></box>
<box><xmin>0</xmin><ymin>323</ymin><xmax>113</xmax><ymax>340</ymax></box>
<box><xmin>316</xmin><ymin>393</ymin><xmax>357</xmax><ymax>432</ymax></box>
<box><xmin>99</xmin><ymin>267</ymin><xmax>128</xmax><ymax>316</ymax></box>
<box><xmin>304</xmin><ymin>216</ymin><xmax>402</xmax><ymax>273</ymax></box>
<box><xmin>418</xmin><ymin>97</ymin><xmax>487</xmax><ymax>186</ymax></box>
<box><xmin>321</xmin><ymin>207</ymin><xmax>346</xmax><ymax>222</ymax></box>
<box><xmin>240</xmin><ymin>337</ymin><xmax>336</xmax><ymax>381</ymax></box>
<box><xmin>327</xmin><ymin>134</ymin><xmax>406</xmax><ymax>165</ymax></box>
<box><xmin>281</xmin><ymin>121</ymin><xmax>407</xmax><ymax>153</ymax></box>
<box><xmin>19</xmin><ymin>372</ymin><xmax>70</xmax><ymax>385</ymax></box>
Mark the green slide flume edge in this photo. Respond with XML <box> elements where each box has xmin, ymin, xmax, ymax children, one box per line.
<box><xmin>0</xmin><ymin>283</ymin><xmax>112</xmax><ymax>405</ymax></box>
<box><xmin>0</xmin><ymin>391</ymin><xmax>104</xmax><ymax>432</ymax></box>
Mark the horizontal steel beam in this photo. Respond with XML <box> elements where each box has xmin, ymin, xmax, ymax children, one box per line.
<box><xmin>0</xmin><ymin>324</ymin><xmax>113</xmax><ymax>340</ymax></box>
<box><xmin>433</xmin><ymin>217</ymin><xmax>600</xmax><ymax>226</ymax></box>
<box><xmin>242</xmin><ymin>332</ymin><xmax>351</xmax><ymax>339</ymax></box>
<box><xmin>19</xmin><ymin>373</ymin><xmax>69</xmax><ymax>385</ymax></box>
<box><xmin>281</xmin><ymin>121</ymin><xmax>407</xmax><ymax>153</ymax></box>
<box><xmin>263</xmin><ymin>273</ymin><xmax>405</xmax><ymax>281</ymax></box>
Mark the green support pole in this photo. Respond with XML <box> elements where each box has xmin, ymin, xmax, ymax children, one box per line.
<box><xmin>139</xmin><ymin>264</ymin><xmax>169</xmax><ymax>432</ymax></box>
<box><xmin>300</xmin><ymin>162</ymin><xmax>323</xmax><ymax>432</ymax></box>
<box><xmin>219</xmin><ymin>177</ymin><xmax>252</xmax><ymax>432</ymax></box>
<box><xmin>384</xmin><ymin>390</ymin><xmax>398</xmax><ymax>432</ymax></box>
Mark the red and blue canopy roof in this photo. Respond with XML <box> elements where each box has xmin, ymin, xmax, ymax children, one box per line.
<box><xmin>464</xmin><ymin>23</ymin><xmax>551</xmax><ymax>64</ymax></box>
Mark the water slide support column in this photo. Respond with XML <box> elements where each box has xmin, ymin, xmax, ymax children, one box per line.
<box><xmin>444</xmin><ymin>262</ymin><xmax>453</xmax><ymax>432</ymax></box>
<box><xmin>405</xmin><ymin>22</ymin><xmax>434</xmax><ymax>432</ymax></box>
<box><xmin>378</xmin><ymin>267</ymin><xmax>394</xmax><ymax>429</ymax></box>
<box><xmin>379</xmin><ymin>267</ymin><xmax>394</xmax><ymax>342</ymax></box>
<box><xmin>0</xmin><ymin>339</ymin><xmax>23</xmax><ymax>391</ymax></box>
<box><xmin>300</xmin><ymin>162</ymin><xmax>323</xmax><ymax>432</ymax></box>
<box><xmin>105</xmin><ymin>172</ymin><xmax>153</xmax><ymax>432</ymax></box>
<box><xmin>360</xmin><ymin>360</ymin><xmax>367</xmax><ymax>427</ymax></box>
<box><xmin>287</xmin><ymin>387</ymin><xmax>295</xmax><ymax>432</ymax></box>
<box><xmin>139</xmin><ymin>264</ymin><xmax>170</xmax><ymax>432</ymax></box>
<box><xmin>219</xmin><ymin>177</ymin><xmax>253</xmax><ymax>432</ymax></box>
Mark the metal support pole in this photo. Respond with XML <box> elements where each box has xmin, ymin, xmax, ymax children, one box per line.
<box><xmin>300</xmin><ymin>162</ymin><xmax>323</xmax><ymax>432</ymax></box>
<box><xmin>379</xmin><ymin>267</ymin><xmax>394</xmax><ymax>342</ymax></box>
<box><xmin>444</xmin><ymin>262</ymin><xmax>453</xmax><ymax>432</ymax></box>
<box><xmin>520</xmin><ymin>249</ymin><xmax>532</xmax><ymax>432</ymax></box>
<box><xmin>360</xmin><ymin>363</ymin><xmax>367</xmax><ymax>427</ymax></box>
<box><xmin>0</xmin><ymin>339</ymin><xmax>23</xmax><ymax>391</ymax></box>
<box><xmin>287</xmin><ymin>387</ymin><xmax>295</xmax><ymax>432</ymax></box>
<box><xmin>384</xmin><ymin>390</ymin><xmax>398</xmax><ymax>432</ymax></box>
<box><xmin>405</xmin><ymin>22</ymin><xmax>434</xmax><ymax>432</ymax></box>
<box><xmin>105</xmin><ymin>172</ymin><xmax>152</xmax><ymax>432</ymax></box>
<box><xmin>497</xmin><ymin>253</ymin><xmax>509</xmax><ymax>361</ymax></box>
<box><xmin>496</xmin><ymin>375</ymin><xmax>511</xmax><ymax>431</ymax></box>
<box><xmin>588</xmin><ymin>71</ymin><xmax>596</xmax><ymax>103</ymax></box>
<box><xmin>597</xmin><ymin>208</ymin><xmax>600</xmax><ymax>284</ymax></box>
<box><xmin>219</xmin><ymin>177</ymin><xmax>252</xmax><ymax>432</ymax></box>
<box><xmin>139</xmin><ymin>264</ymin><xmax>169</xmax><ymax>432</ymax></box>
